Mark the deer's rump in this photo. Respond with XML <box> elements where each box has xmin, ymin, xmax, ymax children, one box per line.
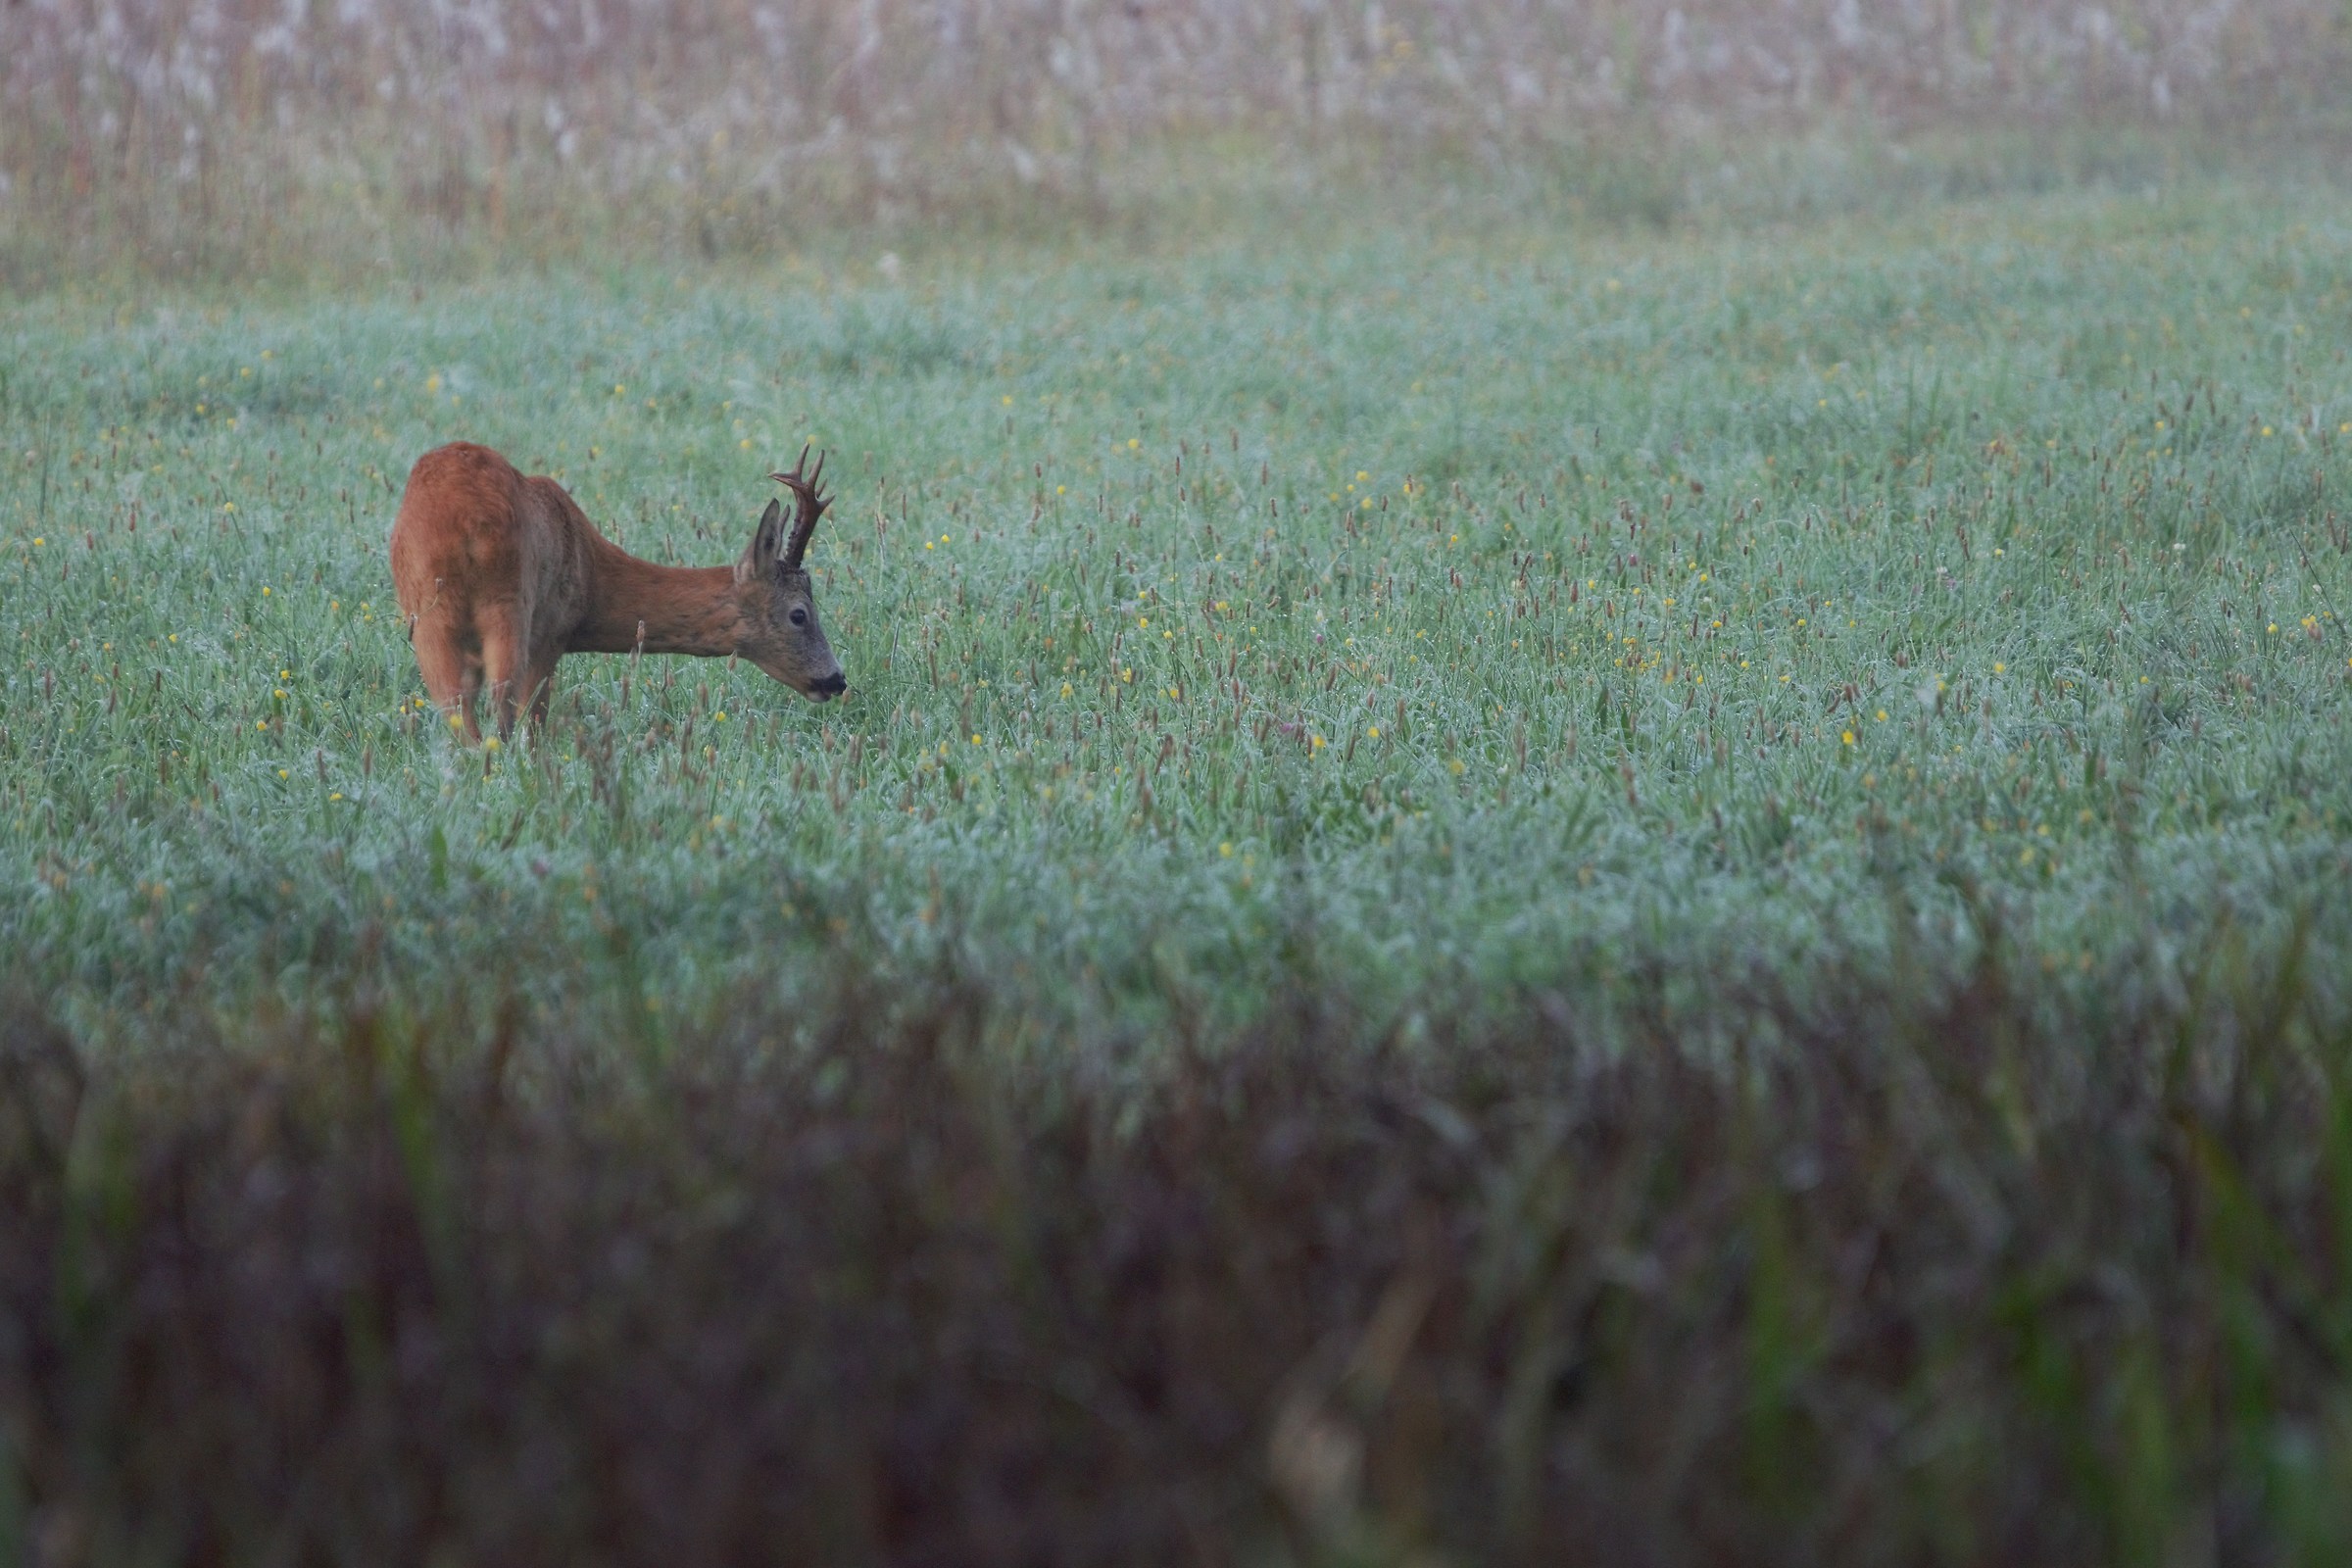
<box><xmin>389</xmin><ymin>442</ymin><xmax>593</xmax><ymax>649</ymax></box>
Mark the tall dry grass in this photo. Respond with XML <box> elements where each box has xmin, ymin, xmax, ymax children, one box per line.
<box><xmin>4</xmin><ymin>0</ymin><xmax>2348</xmax><ymax>280</ymax></box>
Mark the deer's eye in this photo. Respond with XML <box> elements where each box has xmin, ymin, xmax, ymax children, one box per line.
<box><xmin>789</xmin><ymin>607</ymin><xmax>808</xmax><ymax>626</ymax></box>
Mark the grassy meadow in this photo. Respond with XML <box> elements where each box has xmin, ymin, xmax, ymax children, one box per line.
<box><xmin>7</xmin><ymin>172</ymin><xmax>2352</xmax><ymax>1560</ymax></box>
<box><xmin>5</xmin><ymin>183</ymin><xmax>2350</xmax><ymax>1029</ymax></box>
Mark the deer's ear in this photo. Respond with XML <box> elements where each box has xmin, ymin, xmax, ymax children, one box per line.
<box><xmin>736</xmin><ymin>499</ymin><xmax>784</xmax><ymax>583</ymax></box>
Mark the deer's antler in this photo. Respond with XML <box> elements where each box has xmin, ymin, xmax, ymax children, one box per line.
<box><xmin>768</xmin><ymin>445</ymin><xmax>832</xmax><ymax>571</ymax></box>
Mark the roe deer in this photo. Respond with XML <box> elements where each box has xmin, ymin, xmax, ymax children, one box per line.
<box><xmin>389</xmin><ymin>442</ymin><xmax>845</xmax><ymax>740</ymax></box>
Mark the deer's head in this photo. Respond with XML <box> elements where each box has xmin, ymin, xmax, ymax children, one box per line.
<box><xmin>733</xmin><ymin>449</ymin><xmax>847</xmax><ymax>702</ymax></box>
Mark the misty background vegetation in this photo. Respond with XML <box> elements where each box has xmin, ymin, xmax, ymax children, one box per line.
<box><xmin>6</xmin><ymin>0</ymin><xmax>2350</xmax><ymax>281</ymax></box>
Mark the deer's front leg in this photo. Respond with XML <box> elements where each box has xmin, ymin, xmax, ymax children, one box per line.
<box><xmin>519</xmin><ymin>651</ymin><xmax>561</xmax><ymax>736</ymax></box>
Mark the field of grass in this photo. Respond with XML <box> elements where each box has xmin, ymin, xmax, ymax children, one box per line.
<box><xmin>6</xmin><ymin>173</ymin><xmax>2352</xmax><ymax>1560</ymax></box>
<box><xmin>6</xmin><ymin>181</ymin><xmax>2350</xmax><ymax>1030</ymax></box>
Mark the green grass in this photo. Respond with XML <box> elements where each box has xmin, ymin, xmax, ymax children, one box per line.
<box><xmin>9</xmin><ymin>171</ymin><xmax>2352</xmax><ymax>1564</ymax></box>
<box><xmin>3</xmin><ymin>179</ymin><xmax>2351</xmax><ymax>1035</ymax></box>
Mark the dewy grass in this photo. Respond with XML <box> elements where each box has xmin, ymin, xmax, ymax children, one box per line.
<box><xmin>2</xmin><ymin>178</ymin><xmax>2350</xmax><ymax>1040</ymax></box>
<box><xmin>3</xmin><ymin>181</ymin><xmax>2350</xmax><ymax>1026</ymax></box>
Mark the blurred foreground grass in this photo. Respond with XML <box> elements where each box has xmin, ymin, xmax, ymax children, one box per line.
<box><xmin>4</xmin><ymin>922</ymin><xmax>2352</xmax><ymax>1563</ymax></box>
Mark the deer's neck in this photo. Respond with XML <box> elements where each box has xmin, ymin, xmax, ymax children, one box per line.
<box><xmin>571</xmin><ymin>546</ymin><xmax>742</xmax><ymax>658</ymax></box>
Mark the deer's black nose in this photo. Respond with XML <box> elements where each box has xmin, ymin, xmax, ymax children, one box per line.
<box><xmin>811</xmin><ymin>671</ymin><xmax>847</xmax><ymax>698</ymax></box>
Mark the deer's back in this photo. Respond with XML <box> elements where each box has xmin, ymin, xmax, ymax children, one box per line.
<box><xmin>390</xmin><ymin>443</ymin><xmax>595</xmax><ymax>642</ymax></box>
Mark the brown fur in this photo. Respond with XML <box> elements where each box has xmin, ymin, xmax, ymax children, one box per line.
<box><xmin>388</xmin><ymin>443</ymin><xmax>844</xmax><ymax>740</ymax></box>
